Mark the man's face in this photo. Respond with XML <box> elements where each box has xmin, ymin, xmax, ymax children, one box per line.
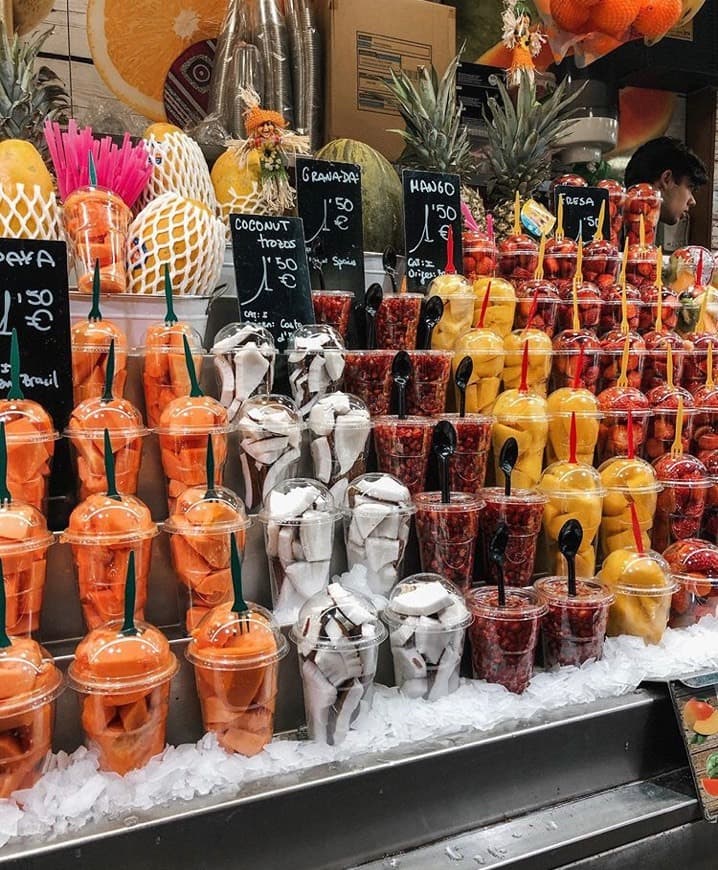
<box><xmin>658</xmin><ymin>170</ymin><xmax>697</xmax><ymax>225</ymax></box>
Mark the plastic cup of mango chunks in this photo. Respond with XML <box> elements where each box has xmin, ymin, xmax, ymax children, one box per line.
<box><xmin>429</xmin><ymin>293</ymin><xmax>476</xmax><ymax>352</ymax></box>
<box><xmin>502</xmin><ymin>336</ymin><xmax>553</xmax><ymax>397</ymax></box>
<box><xmin>71</xmin><ymin>320</ymin><xmax>128</xmax><ymax>404</ymax></box>
<box><xmin>471</xmin><ymin>277</ymin><xmax>517</xmax><ymax>339</ymax></box>
<box><xmin>0</xmin><ymin>637</ymin><xmax>63</xmax><ymax>798</ymax></box>
<box><xmin>62</xmin><ymin>494</ymin><xmax>157</xmax><ymax>630</ymax></box>
<box><xmin>68</xmin><ymin>619</ymin><xmax>179</xmax><ymax>775</ymax></box>
<box><xmin>142</xmin><ymin>322</ymin><xmax>205</xmax><ymax>429</ymax></box>
<box><xmin>598</xmin><ymin>457</ymin><xmax>661</xmax><ymax>558</ymax></box>
<box><xmin>452</xmin><ymin>330</ymin><xmax>505</xmax><ymax>415</ymax></box>
<box><xmin>162</xmin><ymin>486</ymin><xmax>250</xmax><ymax>633</ymax></box>
<box><xmin>546</xmin><ymin>409</ymin><xmax>602</xmax><ymax>466</ymax></box>
<box><xmin>186</xmin><ymin>601</ymin><xmax>288</xmax><ymax>755</ymax></box>
<box><xmin>491</xmin><ymin>391</ymin><xmax>549</xmax><ymax>491</ymax></box>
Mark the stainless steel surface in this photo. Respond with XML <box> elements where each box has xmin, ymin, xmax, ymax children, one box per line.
<box><xmin>0</xmin><ymin>688</ymin><xmax>687</xmax><ymax>868</ymax></box>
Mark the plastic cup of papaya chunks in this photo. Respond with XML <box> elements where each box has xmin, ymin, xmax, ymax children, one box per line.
<box><xmin>62</xmin><ymin>495</ymin><xmax>158</xmax><ymax>630</ymax></box>
<box><xmin>63</xmin><ymin>186</ymin><xmax>131</xmax><ymax>295</ymax></box>
<box><xmin>311</xmin><ymin>291</ymin><xmax>354</xmax><ymax>342</ymax></box>
<box><xmin>71</xmin><ymin>322</ymin><xmax>129</xmax><ymax>404</ymax></box>
<box><xmin>375</xmin><ymin>293</ymin><xmax>423</xmax><ymax>351</ymax></box>
<box><xmin>1</xmin><ymin>425</ymin><xmax>59</xmax><ymax>515</ymax></box>
<box><xmin>162</xmin><ymin>487</ymin><xmax>251</xmax><ymax>633</ymax></box>
<box><xmin>186</xmin><ymin>601</ymin><xmax>288</xmax><ymax>755</ymax></box>
<box><xmin>534</xmin><ymin>577</ymin><xmax>614</xmax><ymax>669</ymax></box>
<box><xmin>598</xmin><ymin>547</ymin><xmax>677</xmax><ymax>645</ymax></box>
<box><xmin>342</xmin><ymin>350</ymin><xmax>395</xmax><ymax>417</ymax></box>
<box><xmin>66</xmin><ymin>420</ymin><xmax>148</xmax><ymax>501</ymax></box>
<box><xmin>0</xmin><ymin>637</ymin><xmax>64</xmax><ymax>798</ymax></box>
<box><xmin>663</xmin><ymin>539</ymin><xmax>718</xmax><ymax>628</ymax></box>
<box><xmin>465</xmin><ymin>586</ymin><xmax>547</xmax><ymax>694</ymax></box>
<box><xmin>434</xmin><ymin>414</ymin><xmax>493</xmax><ymax>494</ymax></box>
<box><xmin>478</xmin><ymin>488</ymin><xmax>547</xmax><ymax>588</ymax></box>
<box><xmin>141</xmin><ymin>323</ymin><xmax>205</xmax><ymax>430</ymax></box>
<box><xmin>68</xmin><ymin>619</ymin><xmax>179</xmax><ymax>775</ymax></box>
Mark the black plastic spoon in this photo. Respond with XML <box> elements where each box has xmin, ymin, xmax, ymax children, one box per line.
<box><xmin>558</xmin><ymin>518</ymin><xmax>583</xmax><ymax>598</ymax></box>
<box><xmin>499</xmin><ymin>437</ymin><xmax>519</xmax><ymax>497</ymax></box>
<box><xmin>421</xmin><ymin>295</ymin><xmax>444</xmax><ymax>350</ymax></box>
<box><xmin>489</xmin><ymin>521</ymin><xmax>510</xmax><ymax>607</ymax></box>
<box><xmin>383</xmin><ymin>247</ymin><xmax>398</xmax><ymax>294</ymax></box>
<box><xmin>432</xmin><ymin>420</ymin><xmax>457</xmax><ymax>504</ymax></box>
<box><xmin>364</xmin><ymin>282</ymin><xmax>383</xmax><ymax>350</ymax></box>
<box><xmin>454</xmin><ymin>355</ymin><xmax>473</xmax><ymax>419</ymax></box>
<box><xmin>392</xmin><ymin>350</ymin><xmax>412</xmax><ymax>420</ymax></box>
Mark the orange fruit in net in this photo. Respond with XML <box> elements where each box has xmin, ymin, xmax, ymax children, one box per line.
<box><xmin>587</xmin><ymin>0</ymin><xmax>642</xmax><ymax>36</ymax></box>
<box><xmin>633</xmin><ymin>0</ymin><xmax>682</xmax><ymax>39</ymax></box>
<box><xmin>551</xmin><ymin>0</ymin><xmax>590</xmax><ymax>33</ymax></box>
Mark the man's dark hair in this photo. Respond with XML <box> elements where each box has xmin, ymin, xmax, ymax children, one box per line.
<box><xmin>625</xmin><ymin>137</ymin><xmax>708</xmax><ymax>189</ymax></box>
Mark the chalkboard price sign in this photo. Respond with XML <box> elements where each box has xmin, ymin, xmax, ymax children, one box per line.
<box><xmin>554</xmin><ymin>185</ymin><xmax>610</xmax><ymax>243</ymax></box>
<box><xmin>403</xmin><ymin>169</ymin><xmax>463</xmax><ymax>289</ymax></box>
<box><xmin>296</xmin><ymin>156</ymin><xmax>365</xmax><ymax>300</ymax></box>
<box><xmin>230</xmin><ymin>214</ymin><xmax>314</xmax><ymax>352</ymax></box>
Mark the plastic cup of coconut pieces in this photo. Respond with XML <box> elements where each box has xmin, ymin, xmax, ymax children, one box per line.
<box><xmin>212</xmin><ymin>323</ymin><xmax>276</xmax><ymax>422</ymax></box>
<box><xmin>287</xmin><ymin>325</ymin><xmax>346</xmax><ymax>416</ymax></box>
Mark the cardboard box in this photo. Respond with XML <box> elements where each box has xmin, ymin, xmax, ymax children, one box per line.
<box><xmin>317</xmin><ymin>0</ymin><xmax>456</xmax><ymax>161</ymax></box>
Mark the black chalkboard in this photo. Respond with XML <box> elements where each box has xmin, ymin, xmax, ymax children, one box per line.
<box><xmin>403</xmin><ymin>169</ymin><xmax>463</xmax><ymax>289</ymax></box>
<box><xmin>296</xmin><ymin>156</ymin><xmax>366</xmax><ymax>301</ymax></box>
<box><xmin>554</xmin><ymin>185</ymin><xmax>610</xmax><ymax>243</ymax></box>
<box><xmin>230</xmin><ymin>214</ymin><xmax>315</xmax><ymax>352</ymax></box>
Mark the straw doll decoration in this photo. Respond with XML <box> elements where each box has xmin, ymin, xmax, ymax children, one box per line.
<box><xmin>501</xmin><ymin>0</ymin><xmax>546</xmax><ymax>87</ymax></box>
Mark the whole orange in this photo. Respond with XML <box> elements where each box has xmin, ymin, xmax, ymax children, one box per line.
<box><xmin>587</xmin><ymin>0</ymin><xmax>642</xmax><ymax>36</ymax></box>
<box><xmin>551</xmin><ymin>0</ymin><xmax>590</xmax><ymax>33</ymax></box>
<box><xmin>633</xmin><ymin>0</ymin><xmax>682</xmax><ymax>39</ymax></box>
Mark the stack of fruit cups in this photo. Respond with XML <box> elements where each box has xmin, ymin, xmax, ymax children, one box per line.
<box><xmin>186</xmin><ymin>535</ymin><xmax>288</xmax><ymax>755</ymax></box>
<box><xmin>665</xmin><ymin>539</ymin><xmax>718</xmax><ymax>628</ymax></box>
<box><xmin>383</xmin><ymin>574</ymin><xmax>471</xmax><ymax>701</ymax></box>
<box><xmin>68</xmin><ymin>553</ymin><xmax>178</xmax><ymax>774</ymax></box>
<box><xmin>291</xmin><ymin>583</ymin><xmax>386</xmax><ymax>745</ymax></box>
<box><xmin>623</xmin><ymin>184</ymin><xmax>662</xmax><ymax>247</ymax></box>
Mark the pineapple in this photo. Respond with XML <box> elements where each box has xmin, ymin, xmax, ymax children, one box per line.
<box><xmin>385</xmin><ymin>50</ymin><xmax>486</xmax><ymax>229</ymax></box>
<box><xmin>0</xmin><ymin>22</ymin><xmax>69</xmax><ymax>155</ymax></box>
<box><xmin>483</xmin><ymin>74</ymin><xmax>581</xmax><ymax>241</ymax></box>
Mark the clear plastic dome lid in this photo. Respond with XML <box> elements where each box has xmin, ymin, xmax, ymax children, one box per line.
<box><xmin>0</xmin><ymin>398</ymin><xmax>56</xmax><ymax>440</ymax></box>
<box><xmin>652</xmin><ymin>453</ymin><xmax>711</xmax><ymax>488</ymax></box>
<box><xmin>308</xmin><ymin>392</ymin><xmax>371</xmax><ymax>435</ymax></box>
<box><xmin>540</xmin><ymin>459</ymin><xmax>605</xmax><ymax>497</ymax></box>
<box><xmin>186</xmin><ymin>601</ymin><xmax>288</xmax><ymax>669</ymax></box>
<box><xmin>212</xmin><ymin>322</ymin><xmax>276</xmax><ymax>355</ymax></box>
<box><xmin>68</xmin><ymin>620</ymin><xmax>179</xmax><ymax>694</ymax></box>
<box><xmin>260</xmin><ymin>478</ymin><xmax>336</xmax><ymax>523</ymax></box>
<box><xmin>63</xmin><ymin>493</ymin><xmax>157</xmax><ymax>545</ymax></box>
<box><xmin>288</xmin><ymin>324</ymin><xmax>345</xmax><ymax>352</ymax></box>
<box><xmin>66</xmin><ymin>396</ymin><xmax>147</xmax><ymax>438</ymax></box>
<box><xmin>455</xmin><ymin>329</ymin><xmax>505</xmax><ymax>356</ymax></box>
<box><xmin>472</xmin><ymin>276</ymin><xmax>516</xmax><ymax>300</ymax></box>
<box><xmin>384</xmin><ymin>573</ymin><xmax>471</xmax><ymax>630</ymax></box>
<box><xmin>599</xmin><ymin>456</ymin><xmax>661</xmax><ymax>493</ymax></box>
<box><xmin>663</xmin><ymin>538</ymin><xmax>718</xmax><ymax>583</ymax></box>
<box><xmin>646</xmin><ymin>384</ymin><xmax>695</xmax><ymax>411</ymax></box>
<box><xmin>291</xmin><ymin>582</ymin><xmax>387</xmax><ymax>651</ymax></box>
<box><xmin>694</xmin><ymin>384</ymin><xmax>718</xmax><ymax>412</ymax></box>
<box><xmin>517</xmin><ymin>279</ymin><xmax>560</xmax><ymax>301</ymax></box>
<box><xmin>142</xmin><ymin>321</ymin><xmax>204</xmax><ymax>353</ymax></box>
<box><xmin>428</xmin><ymin>273</ymin><xmax>473</xmax><ymax>296</ymax></box>
<box><xmin>583</xmin><ymin>239</ymin><xmax>619</xmax><ymax>259</ymax></box>
<box><xmin>155</xmin><ymin>394</ymin><xmax>229</xmax><ymax>434</ymax></box>
<box><xmin>162</xmin><ymin>484</ymin><xmax>250</xmax><ymax>535</ymax></box>
<box><xmin>0</xmin><ymin>502</ymin><xmax>54</xmax><ymax>554</ymax></box>
<box><xmin>546</xmin><ymin>387</ymin><xmax>600</xmax><ymax>415</ymax></box>
<box><xmin>598</xmin><ymin>547</ymin><xmax>675</xmax><ymax>596</ymax></box>
<box><xmin>535</xmin><ymin>577</ymin><xmax>614</xmax><ymax>609</ymax></box>
<box><xmin>504</xmin><ymin>330</ymin><xmax>553</xmax><ymax>355</ymax></box>
<box><xmin>493</xmin><ymin>388</ymin><xmax>549</xmax><ymax>422</ymax></box>
<box><xmin>71</xmin><ymin>319</ymin><xmax>128</xmax><ymax>352</ymax></box>
<box><xmin>0</xmin><ymin>637</ymin><xmax>63</xmax><ymax>715</ymax></box>
<box><xmin>346</xmin><ymin>473</ymin><xmax>413</xmax><ymax>511</ymax></box>
<box><xmin>238</xmin><ymin>394</ymin><xmax>302</xmax><ymax>434</ymax></box>
<box><xmin>596</xmin><ymin>386</ymin><xmax>650</xmax><ymax>413</ymax></box>
<box><xmin>552</xmin><ymin>331</ymin><xmax>601</xmax><ymax>353</ymax></box>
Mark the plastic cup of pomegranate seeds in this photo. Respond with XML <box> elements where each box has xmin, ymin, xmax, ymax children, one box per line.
<box><xmin>478</xmin><ymin>488</ymin><xmax>547</xmax><ymax>588</ymax></box>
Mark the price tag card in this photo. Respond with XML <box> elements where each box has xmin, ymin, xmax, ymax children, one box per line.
<box><xmin>669</xmin><ymin>673</ymin><xmax>718</xmax><ymax>822</ymax></box>
<box><xmin>553</xmin><ymin>185</ymin><xmax>610</xmax><ymax>243</ymax></box>
<box><xmin>402</xmin><ymin>169</ymin><xmax>463</xmax><ymax>290</ymax></box>
<box><xmin>230</xmin><ymin>214</ymin><xmax>315</xmax><ymax>353</ymax></box>
<box><xmin>296</xmin><ymin>156</ymin><xmax>365</xmax><ymax>300</ymax></box>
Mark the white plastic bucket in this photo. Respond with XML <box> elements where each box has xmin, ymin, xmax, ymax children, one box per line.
<box><xmin>363</xmin><ymin>252</ymin><xmax>406</xmax><ymax>295</ymax></box>
<box><xmin>69</xmin><ymin>292</ymin><xmax>212</xmax><ymax>349</ymax></box>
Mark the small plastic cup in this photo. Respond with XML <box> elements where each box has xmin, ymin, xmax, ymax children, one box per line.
<box><xmin>428</xmin><ymin>291</ymin><xmax>476</xmax><ymax>353</ymax></box>
<box><xmin>343</xmin><ymin>473</ymin><xmax>414</xmax><ymax>597</ymax></box>
<box><xmin>0</xmin><ymin>410</ymin><xmax>58</xmax><ymax>514</ymax></box>
<box><xmin>68</xmin><ymin>619</ymin><xmax>179</xmax><ymax>774</ymax></box>
<box><xmin>597</xmin><ymin>179</ymin><xmax>626</xmax><ymax>247</ymax></box>
<box><xmin>546</xmin><ymin>407</ymin><xmax>602</xmax><ymax>466</ymax></box>
<box><xmin>498</xmin><ymin>237</ymin><xmax>539</xmax><ymax>283</ymax></box>
<box><xmin>237</xmin><ymin>394</ymin><xmax>303</xmax><ymax>512</ymax></box>
<box><xmin>0</xmin><ymin>637</ymin><xmax>63</xmax><ymax>797</ymax></box>
<box><xmin>308</xmin><ymin>392</ymin><xmax>372</xmax><ymax>504</ymax></box>
<box><xmin>62</xmin><ymin>494</ymin><xmax>157</xmax><ymax>630</ymax></box>
<box><xmin>452</xmin><ymin>330</ymin><xmax>505</xmax><ymax>415</ymax></box>
<box><xmin>142</xmin><ymin>322</ymin><xmax>205</xmax><ymax>430</ymax></box>
<box><xmin>405</xmin><ymin>350</ymin><xmax>453</xmax><ymax>416</ymax></box>
<box><xmin>595</xmin><ymin>403</ymin><xmax>651</xmax><ymax>465</ymax></box>
<box><xmin>291</xmin><ymin>583</ymin><xmax>387</xmax><ymax>745</ymax></box>
<box><xmin>664</xmin><ymin>539</ymin><xmax>718</xmax><ymax>628</ymax></box>
<box><xmin>682</xmin><ymin>340</ymin><xmax>718</xmax><ymax>396</ymax></box>
<box><xmin>71</xmin><ymin>320</ymin><xmax>128</xmax><ymax>404</ymax></box>
<box><xmin>462</xmin><ymin>231</ymin><xmax>497</xmax><ymax>280</ymax></box>
<box><xmin>623</xmin><ymin>184</ymin><xmax>662</xmax><ymax>247</ymax></box>
<box><xmin>414</xmin><ymin>491</ymin><xmax>484</xmax><ymax>593</ymax></box>
<box><xmin>478</xmin><ymin>488</ymin><xmax>547</xmax><ymax>588</ymax></box>
<box><xmin>598</xmin><ymin>288</ymin><xmax>643</xmax><ymax>336</ymax></box>
<box><xmin>638</xmin><ymin>286</ymin><xmax>680</xmax><ymax>333</ymax></box>
<box><xmin>376</xmin><ymin>293</ymin><xmax>423</xmax><ymax>351</ymax></box>
<box><xmin>287</xmin><ymin>324</ymin><xmax>345</xmax><ymax>416</ymax></box>
<box><xmin>651</xmin><ymin>454</ymin><xmax>711</xmax><ymax>552</ymax></box>
<box><xmin>693</xmin><ymin>394</ymin><xmax>718</xmax><ymax>463</ymax></box>
<box><xmin>186</xmin><ymin>601</ymin><xmax>289</xmax><ymax>755</ymax></box>
<box><xmin>598</xmin><ymin>341</ymin><xmax>646</xmax><ymax>394</ymax></box>
<box><xmin>551</xmin><ymin>338</ymin><xmax>602</xmax><ymax>394</ymax></box>
<box><xmin>514</xmin><ymin>279</ymin><xmax>561</xmax><ymax>337</ymax></box>
<box><xmin>162</xmin><ymin>486</ymin><xmax>250</xmax><ymax>633</ymax></box>
<box><xmin>472</xmin><ymin>277</ymin><xmax>517</xmax><ymax>338</ymax></box>
<box><xmin>644</xmin><ymin>405</ymin><xmax>696</xmax><ymax>463</ymax></box>
<box><xmin>373</xmin><ymin>416</ymin><xmax>434</xmax><ymax>496</ymax></box>
<box><xmin>0</xmin><ymin>503</ymin><xmax>54</xmax><ymax>637</ymax></box>
<box><xmin>599</xmin><ymin>456</ymin><xmax>661</xmax><ymax>556</ymax></box>
<box><xmin>260</xmin><ymin>479</ymin><xmax>338</xmax><ymax>621</ymax></box>
<box><xmin>384</xmin><ymin>573</ymin><xmax>471</xmax><ymax>700</ymax></box>
<box><xmin>343</xmin><ymin>350</ymin><xmax>395</xmax><ymax>416</ymax></box>
<box><xmin>63</xmin><ymin>186</ymin><xmax>131</xmax><ymax>294</ymax></box>
<box><xmin>599</xmin><ymin>547</ymin><xmax>676</xmax><ymax>644</ymax></box>
<box><xmin>491</xmin><ymin>390</ymin><xmax>549</xmax><ymax>490</ymax></box>
<box><xmin>582</xmin><ymin>240</ymin><xmax>621</xmax><ymax>292</ymax></box>
<box><xmin>311</xmin><ymin>291</ymin><xmax>354</xmax><ymax>341</ymax></box>
<box><xmin>640</xmin><ymin>333</ymin><xmax>687</xmax><ymax>392</ymax></box>
<box><xmin>439</xmin><ymin>413</ymin><xmax>493</xmax><ymax>493</ymax></box>
<box><xmin>534</xmin><ymin>577</ymin><xmax>614</xmax><ymax>668</ymax></box>
<box><xmin>211</xmin><ymin>323</ymin><xmax>276</xmax><ymax>422</ymax></box>
<box><xmin>465</xmin><ymin>586</ymin><xmax>547</xmax><ymax>694</ymax></box>
<box><xmin>556</xmin><ymin>282</ymin><xmax>602</xmax><ymax>333</ymax></box>
<box><xmin>502</xmin><ymin>331</ymin><xmax>553</xmax><ymax>396</ymax></box>
<box><xmin>544</xmin><ymin>245</ymin><xmax>578</xmax><ymax>284</ymax></box>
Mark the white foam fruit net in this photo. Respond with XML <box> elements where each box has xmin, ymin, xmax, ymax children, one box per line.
<box><xmin>217</xmin><ymin>180</ymin><xmax>281</xmax><ymax>240</ymax></box>
<box><xmin>126</xmin><ymin>193</ymin><xmax>225</xmax><ymax>296</ymax></box>
<box><xmin>0</xmin><ymin>184</ymin><xmax>64</xmax><ymax>241</ymax></box>
<box><xmin>137</xmin><ymin>132</ymin><xmax>218</xmax><ymax>213</ymax></box>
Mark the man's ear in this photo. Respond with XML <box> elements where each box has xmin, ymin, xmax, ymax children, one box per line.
<box><xmin>658</xmin><ymin>169</ymin><xmax>675</xmax><ymax>189</ymax></box>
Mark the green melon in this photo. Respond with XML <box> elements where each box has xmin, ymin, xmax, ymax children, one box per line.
<box><xmin>316</xmin><ymin>138</ymin><xmax>404</xmax><ymax>254</ymax></box>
